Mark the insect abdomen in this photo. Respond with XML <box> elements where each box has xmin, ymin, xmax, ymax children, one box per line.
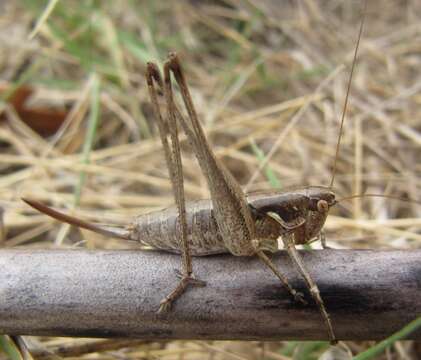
<box><xmin>130</xmin><ymin>199</ymin><xmax>228</xmax><ymax>256</ymax></box>
<box><xmin>129</xmin><ymin>194</ymin><xmax>285</xmax><ymax>256</ymax></box>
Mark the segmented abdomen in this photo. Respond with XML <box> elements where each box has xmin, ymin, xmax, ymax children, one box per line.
<box><xmin>130</xmin><ymin>199</ymin><xmax>228</xmax><ymax>256</ymax></box>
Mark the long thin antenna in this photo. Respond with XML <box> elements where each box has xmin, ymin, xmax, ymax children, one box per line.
<box><xmin>336</xmin><ymin>193</ymin><xmax>421</xmax><ymax>206</ymax></box>
<box><xmin>329</xmin><ymin>1</ymin><xmax>367</xmax><ymax>189</ymax></box>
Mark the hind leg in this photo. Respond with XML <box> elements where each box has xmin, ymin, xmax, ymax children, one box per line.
<box><xmin>146</xmin><ymin>61</ymin><xmax>204</xmax><ymax>313</ymax></box>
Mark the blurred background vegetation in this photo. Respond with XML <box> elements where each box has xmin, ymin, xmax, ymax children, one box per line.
<box><xmin>0</xmin><ymin>0</ymin><xmax>420</xmax><ymax>359</ymax></box>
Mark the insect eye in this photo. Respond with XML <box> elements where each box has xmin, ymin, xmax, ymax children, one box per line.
<box><xmin>317</xmin><ymin>199</ymin><xmax>329</xmax><ymax>213</ymax></box>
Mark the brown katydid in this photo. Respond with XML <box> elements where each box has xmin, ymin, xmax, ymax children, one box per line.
<box><xmin>22</xmin><ymin>4</ymin><xmax>374</xmax><ymax>345</ymax></box>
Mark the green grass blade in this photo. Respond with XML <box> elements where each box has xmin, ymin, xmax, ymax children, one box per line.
<box><xmin>249</xmin><ymin>138</ymin><xmax>281</xmax><ymax>189</ymax></box>
<box><xmin>47</xmin><ymin>22</ymin><xmax>117</xmax><ymax>77</ymax></box>
<box><xmin>28</xmin><ymin>0</ymin><xmax>60</xmax><ymax>39</ymax></box>
<box><xmin>0</xmin><ymin>335</ymin><xmax>22</xmax><ymax>360</ymax></box>
<box><xmin>353</xmin><ymin>316</ymin><xmax>421</xmax><ymax>360</ymax></box>
<box><xmin>54</xmin><ymin>74</ymin><xmax>100</xmax><ymax>245</ymax></box>
<box><xmin>294</xmin><ymin>341</ymin><xmax>329</xmax><ymax>360</ymax></box>
<box><xmin>279</xmin><ymin>341</ymin><xmax>299</xmax><ymax>356</ymax></box>
<box><xmin>119</xmin><ymin>30</ymin><xmax>159</xmax><ymax>64</ymax></box>
<box><xmin>99</xmin><ymin>15</ymin><xmax>129</xmax><ymax>87</ymax></box>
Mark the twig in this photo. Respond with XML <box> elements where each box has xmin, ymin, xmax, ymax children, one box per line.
<box><xmin>0</xmin><ymin>249</ymin><xmax>419</xmax><ymax>341</ymax></box>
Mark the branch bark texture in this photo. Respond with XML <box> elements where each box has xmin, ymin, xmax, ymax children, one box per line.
<box><xmin>0</xmin><ymin>249</ymin><xmax>420</xmax><ymax>340</ymax></box>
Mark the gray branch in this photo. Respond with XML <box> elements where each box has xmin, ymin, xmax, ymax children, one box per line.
<box><xmin>0</xmin><ymin>249</ymin><xmax>420</xmax><ymax>341</ymax></box>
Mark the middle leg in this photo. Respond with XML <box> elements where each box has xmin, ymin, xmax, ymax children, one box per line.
<box><xmin>282</xmin><ymin>233</ymin><xmax>336</xmax><ymax>343</ymax></box>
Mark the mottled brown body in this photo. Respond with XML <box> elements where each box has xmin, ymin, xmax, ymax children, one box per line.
<box><xmin>130</xmin><ymin>187</ymin><xmax>334</xmax><ymax>256</ymax></box>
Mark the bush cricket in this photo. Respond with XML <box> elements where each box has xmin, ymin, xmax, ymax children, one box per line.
<box><xmin>23</xmin><ymin>5</ymin><xmax>375</xmax><ymax>345</ymax></box>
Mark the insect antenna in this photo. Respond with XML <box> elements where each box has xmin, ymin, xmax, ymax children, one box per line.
<box><xmin>336</xmin><ymin>193</ymin><xmax>421</xmax><ymax>207</ymax></box>
<box><xmin>329</xmin><ymin>1</ymin><xmax>366</xmax><ymax>189</ymax></box>
<box><xmin>329</xmin><ymin>2</ymin><xmax>419</xmax><ymax>210</ymax></box>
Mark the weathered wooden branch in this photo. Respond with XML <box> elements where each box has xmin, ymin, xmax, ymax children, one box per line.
<box><xmin>0</xmin><ymin>249</ymin><xmax>419</xmax><ymax>340</ymax></box>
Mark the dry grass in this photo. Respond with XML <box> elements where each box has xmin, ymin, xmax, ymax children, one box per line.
<box><xmin>0</xmin><ymin>0</ymin><xmax>420</xmax><ymax>359</ymax></box>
